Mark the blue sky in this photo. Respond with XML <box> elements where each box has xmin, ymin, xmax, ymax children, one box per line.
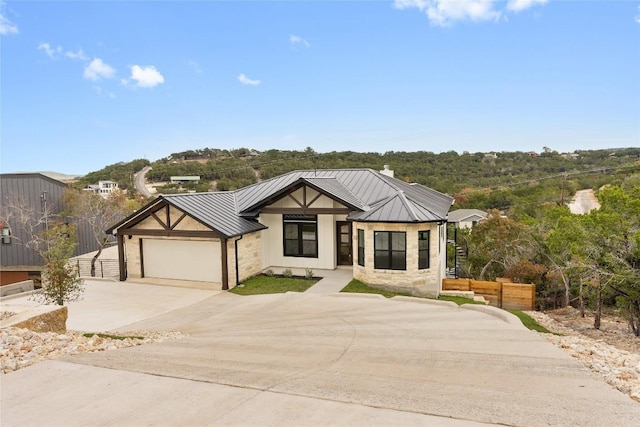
<box><xmin>1</xmin><ymin>1</ymin><xmax>639</xmax><ymax>175</ymax></box>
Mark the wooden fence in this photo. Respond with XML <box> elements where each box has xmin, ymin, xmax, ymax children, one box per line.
<box><xmin>442</xmin><ymin>278</ymin><xmax>535</xmax><ymax>310</ymax></box>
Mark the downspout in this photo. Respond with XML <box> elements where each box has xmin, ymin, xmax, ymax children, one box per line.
<box><xmin>221</xmin><ymin>237</ymin><xmax>229</xmax><ymax>290</ymax></box>
<box><xmin>235</xmin><ymin>234</ymin><xmax>244</xmax><ymax>287</ymax></box>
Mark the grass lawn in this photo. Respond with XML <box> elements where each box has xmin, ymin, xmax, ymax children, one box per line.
<box><xmin>341</xmin><ymin>280</ymin><xmax>486</xmax><ymax>306</ymax></box>
<box><xmin>230</xmin><ymin>274</ymin><xmax>319</xmax><ymax>295</ymax></box>
<box><xmin>508</xmin><ymin>310</ymin><xmax>552</xmax><ymax>333</ymax></box>
<box><xmin>340</xmin><ymin>279</ymin><xmax>412</xmax><ymax>298</ymax></box>
<box><xmin>437</xmin><ymin>295</ymin><xmax>485</xmax><ymax>305</ymax></box>
<box><xmin>83</xmin><ymin>333</ymin><xmax>144</xmax><ymax>340</ymax></box>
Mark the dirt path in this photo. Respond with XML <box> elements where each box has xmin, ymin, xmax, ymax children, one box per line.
<box><xmin>568</xmin><ymin>189</ymin><xmax>601</xmax><ymax>214</ymax></box>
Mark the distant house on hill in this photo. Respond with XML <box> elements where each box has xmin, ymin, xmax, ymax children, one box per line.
<box><xmin>85</xmin><ymin>180</ymin><xmax>119</xmax><ymax>198</ymax></box>
<box><xmin>170</xmin><ymin>176</ymin><xmax>200</xmax><ymax>184</ymax></box>
<box><xmin>448</xmin><ymin>209</ymin><xmax>488</xmax><ymax>229</ymax></box>
<box><xmin>0</xmin><ymin>173</ymin><xmax>100</xmax><ymax>286</ymax></box>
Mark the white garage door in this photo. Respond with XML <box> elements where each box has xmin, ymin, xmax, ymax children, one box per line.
<box><xmin>143</xmin><ymin>239</ymin><xmax>221</xmax><ymax>282</ymax></box>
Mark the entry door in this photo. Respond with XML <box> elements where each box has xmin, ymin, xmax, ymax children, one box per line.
<box><xmin>337</xmin><ymin>221</ymin><xmax>352</xmax><ymax>265</ymax></box>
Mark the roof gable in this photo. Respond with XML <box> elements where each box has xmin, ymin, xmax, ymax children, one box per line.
<box><xmin>107</xmin><ymin>193</ymin><xmax>265</xmax><ymax>238</ymax></box>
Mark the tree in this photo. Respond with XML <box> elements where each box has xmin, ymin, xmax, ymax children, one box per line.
<box><xmin>33</xmin><ymin>223</ymin><xmax>84</xmax><ymax>306</ymax></box>
<box><xmin>465</xmin><ymin>210</ymin><xmax>537</xmax><ymax>280</ymax></box>
<box><xmin>63</xmin><ymin>189</ymin><xmax>135</xmax><ymax>277</ymax></box>
<box><xmin>0</xmin><ymin>193</ymin><xmax>84</xmax><ymax>305</ymax></box>
<box><xmin>595</xmin><ymin>185</ymin><xmax>640</xmax><ymax>335</ymax></box>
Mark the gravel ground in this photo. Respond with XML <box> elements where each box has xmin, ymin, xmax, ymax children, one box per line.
<box><xmin>526</xmin><ymin>310</ymin><xmax>640</xmax><ymax>402</ymax></box>
<box><xmin>1</xmin><ymin>320</ymin><xmax>183</xmax><ymax>374</ymax></box>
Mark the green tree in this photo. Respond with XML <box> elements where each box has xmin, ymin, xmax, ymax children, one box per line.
<box><xmin>465</xmin><ymin>210</ymin><xmax>538</xmax><ymax>280</ymax></box>
<box><xmin>33</xmin><ymin>223</ymin><xmax>84</xmax><ymax>306</ymax></box>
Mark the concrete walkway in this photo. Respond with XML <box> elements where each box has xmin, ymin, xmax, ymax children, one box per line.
<box><xmin>2</xmin><ymin>287</ymin><xmax>639</xmax><ymax>426</ymax></box>
<box><xmin>263</xmin><ymin>266</ymin><xmax>353</xmax><ymax>294</ymax></box>
<box><xmin>304</xmin><ymin>267</ymin><xmax>353</xmax><ymax>294</ymax></box>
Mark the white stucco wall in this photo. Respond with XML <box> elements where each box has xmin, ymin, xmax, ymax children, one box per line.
<box><xmin>258</xmin><ymin>186</ymin><xmax>347</xmax><ymax>270</ymax></box>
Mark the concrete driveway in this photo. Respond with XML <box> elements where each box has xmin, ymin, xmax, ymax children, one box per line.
<box><xmin>2</xmin><ymin>286</ymin><xmax>639</xmax><ymax>426</ymax></box>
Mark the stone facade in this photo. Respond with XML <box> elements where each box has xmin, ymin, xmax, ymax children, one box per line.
<box><xmin>227</xmin><ymin>231</ymin><xmax>262</xmax><ymax>288</ymax></box>
<box><xmin>352</xmin><ymin>221</ymin><xmax>443</xmax><ymax>297</ymax></box>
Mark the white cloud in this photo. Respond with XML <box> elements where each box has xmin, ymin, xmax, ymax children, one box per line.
<box><xmin>129</xmin><ymin>65</ymin><xmax>165</xmax><ymax>88</ymax></box>
<box><xmin>92</xmin><ymin>85</ymin><xmax>116</xmax><ymax>98</ymax></box>
<box><xmin>394</xmin><ymin>0</ymin><xmax>547</xmax><ymax>26</ymax></box>
<box><xmin>65</xmin><ymin>49</ymin><xmax>89</xmax><ymax>61</ymax></box>
<box><xmin>187</xmin><ymin>60</ymin><xmax>203</xmax><ymax>74</ymax></box>
<box><xmin>636</xmin><ymin>6</ymin><xmax>640</xmax><ymax>24</ymax></box>
<box><xmin>38</xmin><ymin>42</ymin><xmax>62</xmax><ymax>58</ymax></box>
<box><xmin>290</xmin><ymin>34</ymin><xmax>310</xmax><ymax>47</ymax></box>
<box><xmin>238</xmin><ymin>73</ymin><xmax>261</xmax><ymax>85</ymax></box>
<box><xmin>0</xmin><ymin>13</ymin><xmax>18</xmax><ymax>35</ymax></box>
<box><xmin>507</xmin><ymin>0</ymin><xmax>547</xmax><ymax>13</ymax></box>
<box><xmin>83</xmin><ymin>58</ymin><xmax>116</xmax><ymax>81</ymax></box>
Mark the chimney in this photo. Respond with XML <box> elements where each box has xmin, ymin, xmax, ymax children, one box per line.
<box><xmin>379</xmin><ymin>165</ymin><xmax>394</xmax><ymax>178</ymax></box>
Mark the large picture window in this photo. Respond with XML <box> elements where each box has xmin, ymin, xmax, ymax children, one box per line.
<box><xmin>357</xmin><ymin>229</ymin><xmax>365</xmax><ymax>266</ymax></box>
<box><xmin>283</xmin><ymin>214</ymin><xmax>317</xmax><ymax>257</ymax></box>
<box><xmin>374</xmin><ymin>231</ymin><xmax>406</xmax><ymax>270</ymax></box>
<box><xmin>419</xmin><ymin>230</ymin><xmax>430</xmax><ymax>269</ymax></box>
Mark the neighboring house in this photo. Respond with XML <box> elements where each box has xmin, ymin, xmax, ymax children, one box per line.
<box><xmin>0</xmin><ymin>173</ymin><xmax>100</xmax><ymax>286</ymax></box>
<box><xmin>448</xmin><ymin>209</ymin><xmax>488</xmax><ymax>229</ymax></box>
<box><xmin>85</xmin><ymin>180</ymin><xmax>119</xmax><ymax>198</ymax></box>
<box><xmin>170</xmin><ymin>176</ymin><xmax>200</xmax><ymax>184</ymax></box>
<box><xmin>107</xmin><ymin>168</ymin><xmax>455</xmax><ymax>296</ymax></box>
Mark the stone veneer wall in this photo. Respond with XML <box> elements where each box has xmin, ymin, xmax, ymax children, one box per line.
<box><xmin>227</xmin><ymin>231</ymin><xmax>262</xmax><ymax>288</ymax></box>
<box><xmin>352</xmin><ymin>221</ymin><xmax>441</xmax><ymax>298</ymax></box>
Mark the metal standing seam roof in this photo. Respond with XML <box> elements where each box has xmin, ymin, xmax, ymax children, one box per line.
<box><xmin>107</xmin><ymin>168</ymin><xmax>454</xmax><ymax>236</ymax></box>
<box><xmin>162</xmin><ymin>192</ymin><xmax>266</xmax><ymax>237</ymax></box>
<box><xmin>347</xmin><ymin>191</ymin><xmax>447</xmax><ymax>223</ymax></box>
<box><xmin>106</xmin><ymin>192</ymin><xmax>266</xmax><ymax>238</ymax></box>
<box><xmin>236</xmin><ymin>169</ymin><xmax>406</xmax><ymax>213</ymax></box>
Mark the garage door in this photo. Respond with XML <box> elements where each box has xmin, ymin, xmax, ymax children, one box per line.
<box><xmin>143</xmin><ymin>239</ymin><xmax>221</xmax><ymax>282</ymax></box>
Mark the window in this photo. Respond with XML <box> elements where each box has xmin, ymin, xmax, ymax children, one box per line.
<box><xmin>283</xmin><ymin>214</ymin><xmax>317</xmax><ymax>257</ymax></box>
<box><xmin>419</xmin><ymin>230</ymin><xmax>430</xmax><ymax>269</ymax></box>
<box><xmin>357</xmin><ymin>229</ymin><xmax>365</xmax><ymax>266</ymax></box>
<box><xmin>1</xmin><ymin>226</ymin><xmax>11</xmax><ymax>245</ymax></box>
<box><xmin>374</xmin><ymin>231</ymin><xmax>406</xmax><ymax>270</ymax></box>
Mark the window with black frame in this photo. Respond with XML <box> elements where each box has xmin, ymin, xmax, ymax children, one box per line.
<box><xmin>283</xmin><ymin>214</ymin><xmax>318</xmax><ymax>257</ymax></box>
<box><xmin>419</xmin><ymin>230</ymin><xmax>430</xmax><ymax>269</ymax></box>
<box><xmin>374</xmin><ymin>231</ymin><xmax>406</xmax><ymax>270</ymax></box>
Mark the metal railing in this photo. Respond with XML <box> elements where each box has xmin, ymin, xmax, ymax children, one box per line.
<box><xmin>74</xmin><ymin>259</ymin><xmax>120</xmax><ymax>280</ymax></box>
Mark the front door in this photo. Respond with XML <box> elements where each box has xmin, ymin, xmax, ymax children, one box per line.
<box><xmin>337</xmin><ymin>221</ymin><xmax>352</xmax><ymax>265</ymax></box>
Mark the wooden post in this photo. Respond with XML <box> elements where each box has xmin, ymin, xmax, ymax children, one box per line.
<box><xmin>117</xmin><ymin>234</ymin><xmax>126</xmax><ymax>281</ymax></box>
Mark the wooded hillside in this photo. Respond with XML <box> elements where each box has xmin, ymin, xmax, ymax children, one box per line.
<box><xmin>76</xmin><ymin>146</ymin><xmax>640</xmax><ymax>217</ymax></box>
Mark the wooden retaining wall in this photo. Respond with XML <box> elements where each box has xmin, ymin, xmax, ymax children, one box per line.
<box><xmin>442</xmin><ymin>278</ymin><xmax>535</xmax><ymax>310</ymax></box>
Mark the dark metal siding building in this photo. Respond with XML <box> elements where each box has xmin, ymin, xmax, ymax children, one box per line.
<box><xmin>0</xmin><ymin>173</ymin><xmax>100</xmax><ymax>285</ymax></box>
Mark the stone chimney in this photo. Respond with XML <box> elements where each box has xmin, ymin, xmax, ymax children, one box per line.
<box><xmin>379</xmin><ymin>164</ymin><xmax>394</xmax><ymax>178</ymax></box>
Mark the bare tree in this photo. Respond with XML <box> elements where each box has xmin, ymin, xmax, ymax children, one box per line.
<box><xmin>63</xmin><ymin>189</ymin><xmax>134</xmax><ymax>277</ymax></box>
<box><xmin>1</xmin><ymin>193</ymin><xmax>83</xmax><ymax>305</ymax></box>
